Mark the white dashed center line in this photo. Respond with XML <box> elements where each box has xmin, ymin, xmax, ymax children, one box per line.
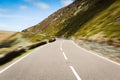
<box><xmin>62</xmin><ymin>52</ymin><xmax>68</xmax><ymax>61</ymax></box>
<box><xmin>60</xmin><ymin>41</ymin><xmax>82</xmax><ymax>80</ymax></box>
<box><xmin>69</xmin><ymin>66</ymin><xmax>82</xmax><ymax>80</ymax></box>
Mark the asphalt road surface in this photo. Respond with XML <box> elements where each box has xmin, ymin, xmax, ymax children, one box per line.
<box><xmin>0</xmin><ymin>39</ymin><xmax>120</xmax><ymax>80</ymax></box>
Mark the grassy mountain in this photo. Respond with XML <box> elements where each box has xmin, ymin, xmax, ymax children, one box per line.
<box><xmin>0</xmin><ymin>0</ymin><xmax>83</xmax><ymax>48</ymax></box>
<box><xmin>0</xmin><ymin>0</ymin><xmax>120</xmax><ymax>64</ymax></box>
<box><xmin>23</xmin><ymin>0</ymin><xmax>120</xmax><ymax>46</ymax></box>
<box><xmin>1</xmin><ymin>0</ymin><xmax>120</xmax><ymax>51</ymax></box>
<box><xmin>74</xmin><ymin>0</ymin><xmax>120</xmax><ymax>46</ymax></box>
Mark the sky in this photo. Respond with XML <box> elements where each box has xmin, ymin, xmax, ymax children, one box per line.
<box><xmin>0</xmin><ymin>0</ymin><xmax>74</xmax><ymax>31</ymax></box>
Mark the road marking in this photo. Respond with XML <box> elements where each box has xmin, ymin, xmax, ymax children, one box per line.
<box><xmin>69</xmin><ymin>66</ymin><xmax>82</xmax><ymax>80</ymax></box>
<box><xmin>0</xmin><ymin>44</ymin><xmax>48</xmax><ymax>74</ymax></box>
<box><xmin>60</xmin><ymin>41</ymin><xmax>64</xmax><ymax>51</ymax></box>
<box><xmin>61</xmin><ymin>40</ymin><xmax>81</xmax><ymax>80</ymax></box>
<box><xmin>62</xmin><ymin>52</ymin><xmax>68</xmax><ymax>60</ymax></box>
<box><xmin>72</xmin><ymin>41</ymin><xmax>120</xmax><ymax>66</ymax></box>
<box><xmin>0</xmin><ymin>53</ymin><xmax>30</xmax><ymax>74</ymax></box>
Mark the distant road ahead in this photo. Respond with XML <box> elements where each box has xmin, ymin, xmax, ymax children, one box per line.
<box><xmin>0</xmin><ymin>39</ymin><xmax>120</xmax><ymax>80</ymax></box>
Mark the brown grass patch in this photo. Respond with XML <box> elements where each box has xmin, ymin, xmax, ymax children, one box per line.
<box><xmin>0</xmin><ymin>30</ymin><xmax>16</xmax><ymax>42</ymax></box>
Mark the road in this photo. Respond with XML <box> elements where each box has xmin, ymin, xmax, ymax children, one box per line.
<box><xmin>0</xmin><ymin>39</ymin><xmax>120</xmax><ymax>80</ymax></box>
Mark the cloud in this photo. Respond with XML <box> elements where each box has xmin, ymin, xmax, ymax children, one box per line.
<box><xmin>0</xmin><ymin>24</ymin><xmax>8</xmax><ymax>27</ymax></box>
<box><xmin>24</xmin><ymin>0</ymin><xmax>50</xmax><ymax>10</ymax></box>
<box><xmin>61</xmin><ymin>0</ymin><xmax>74</xmax><ymax>6</ymax></box>
<box><xmin>0</xmin><ymin>14</ymin><xmax>24</xmax><ymax>18</ymax></box>
<box><xmin>0</xmin><ymin>23</ymin><xmax>22</xmax><ymax>31</ymax></box>
<box><xmin>35</xmin><ymin>2</ymin><xmax>50</xmax><ymax>10</ymax></box>
<box><xmin>0</xmin><ymin>8</ymin><xmax>9</xmax><ymax>12</ymax></box>
<box><xmin>19</xmin><ymin>5</ymin><xmax>28</xmax><ymax>10</ymax></box>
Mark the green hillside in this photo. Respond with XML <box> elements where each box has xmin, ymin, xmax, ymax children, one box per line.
<box><xmin>1</xmin><ymin>0</ymin><xmax>120</xmax><ymax>49</ymax></box>
<box><xmin>74</xmin><ymin>0</ymin><xmax>120</xmax><ymax>46</ymax></box>
<box><xmin>23</xmin><ymin>0</ymin><xmax>120</xmax><ymax>46</ymax></box>
<box><xmin>0</xmin><ymin>0</ymin><xmax>120</xmax><ymax>64</ymax></box>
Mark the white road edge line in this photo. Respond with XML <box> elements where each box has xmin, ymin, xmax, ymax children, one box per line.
<box><xmin>0</xmin><ymin>44</ymin><xmax>48</xmax><ymax>74</ymax></box>
<box><xmin>69</xmin><ymin>66</ymin><xmax>82</xmax><ymax>80</ymax></box>
<box><xmin>0</xmin><ymin>53</ymin><xmax>30</xmax><ymax>74</ymax></box>
<box><xmin>62</xmin><ymin>52</ymin><xmax>68</xmax><ymax>60</ymax></box>
<box><xmin>72</xmin><ymin>41</ymin><xmax>120</xmax><ymax>66</ymax></box>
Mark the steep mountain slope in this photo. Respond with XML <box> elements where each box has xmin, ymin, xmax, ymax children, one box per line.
<box><xmin>0</xmin><ymin>0</ymin><xmax>120</xmax><ymax>65</ymax></box>
<box><xmin>0</xmin><ymin>0</ymin><xmax>86</xmax><ymax>47</ymax></box>
<box><xmin>23</xmin><ymin>0</ymin><xmax>95</xmax><ymax>35</ymax></box>
<box><xmin>1</xmin><ymin>0</ymin><xmax>119</xmax><ymax>48</ymax></box>
<box><xmin>74</xmin><ymin>0</ymin><xmax>120</xmax><ymax>46</ymax></box>
<box><xmin>23</xmin><ymin>0</ymin><xmax>120</xmax><ymax>46</ymax></box>
<box><xmin>0</xmin><ymin>0</ymin><xmax>120</xmax><ymax>49</ymax></box>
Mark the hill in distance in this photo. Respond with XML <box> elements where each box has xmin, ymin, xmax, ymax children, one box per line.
<box><xmin>0</xmin><ymin>30</ymin><xmax>16</xmax><ymax>42</ymax></box>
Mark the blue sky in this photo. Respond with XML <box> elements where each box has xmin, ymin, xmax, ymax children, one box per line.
<box><xmin>0</xmin><ymin>0</ymin><xmax>74</xmax><ymax>31</ymax></box>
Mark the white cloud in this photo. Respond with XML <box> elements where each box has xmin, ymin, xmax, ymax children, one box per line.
<box><xmin>0</xmin><ymin>14</ymin><xmax>24</xmax><ymax>18</ymax></box>
<box><xmin>24</xmin><ymin>0</ymin><xmax>50</xmax><ymax>10</ymax></box>
<box><xmin>0</xmin><ymin>24</ymin><xmax>21</xmax><ymax>31</ymax></box>
<box><xmin>19</xmin><ymin>5</ymin><xmax>28</xmax><ymax>10</ymax></box>
<box><xmin>0</xmin><ymin>8</ymin><xmax>9</xmax><ymax>12</ymax></box>
<box><xmin>0</xmin><ymin>24</ymin><xmax>7</xmax><ymax>27</ymax></box>
<box><xmin>35</xmin><ymin>2</ymin><xmax>50</xmax><ymax>10</ymax></box>
<box><xmin>61</xmin><ymin>0</ymin><xmax>74</xmax><ymax>6</ymax></box>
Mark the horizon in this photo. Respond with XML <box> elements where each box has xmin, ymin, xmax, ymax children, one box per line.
<box><xmin>0</xmin><ymin>0</ymin><xmax>74</xmax><ymax>31</ymax></box>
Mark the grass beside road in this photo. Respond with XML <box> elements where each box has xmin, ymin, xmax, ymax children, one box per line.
<box><xmin>0</xmin><ymin>48</ymin><xmax>35</xmax><ymax>70</ymax></box>
<box><xmin>74</xmin><ymin>39</ymin><xmax>120</xmax><ymax>64</ymax></box>
<box><xmin>0</xmin><ymin>41</ymin><xmax>46</xmax><ymax>65</ymax></box>
<box><xmin>0</xmin><ymin>31</ymin><xmax>56</xmax><ymax>66</ymax></box>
